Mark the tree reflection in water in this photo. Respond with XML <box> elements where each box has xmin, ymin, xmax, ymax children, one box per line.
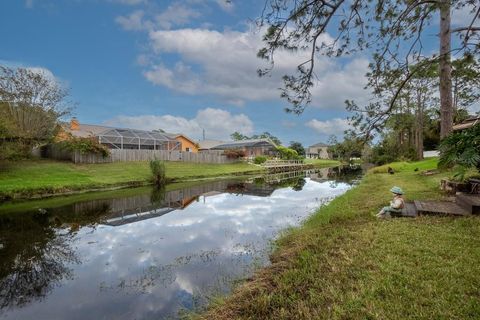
<box><xmin>0</xmin><ymin>168</ymin><xmax>363</xmax><ymax>318</ymax></box>
<box><xmin>0</xmin><ymin>211</ymin><xmax>79</xmax><ymax>311</ymax></box>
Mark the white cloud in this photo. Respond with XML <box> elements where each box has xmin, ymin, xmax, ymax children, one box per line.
<box><xmin>111</xmin><ymin>0</ymin><xmax>147</xmax><ymax>5</ymax></box>
<box><xmin>143</xmin><ymin>27</ymin><xmax>369</xmax><ymax>108</ymax></box>
<box><xmin>104</xmin><ymin>107</ymin><xmax>254</xmax><ymax>140</ymax></box>
<box><xmin>451</xmin><ymin>4</ymin><xmax>480</xmax><ymax>27</ymax></box>
<box><xmin>215</xmin><ymin>0</ymin><xmax>234</xmax><ymax>12</ymax></box>
<box><xmin>155</xmin><ymin>3</ymin><xmax>201</xmax><ymax>30</ymax></box>
<box><xmin>136</xmin><ymin>54</ymin><xmax>150</xmax><ymax>66</ymax></box>
<box><xmin>115</xmin><ymin>10</ymin><xmax>151</xmax><ymax>31</ymax></box>
<box><xmin>306</xmin><ymin>118</ymin><xmax>352</xmax><ymax>135</ymax></box>
<box><xmin>310</xmin><ymin>58</ymin><xmax>370</xmax><ymax>108</ymax></box>
<box><xmin>116</xmin><ymin>2</ymin><xmax>202</xmax><ymax>31</ymax></box>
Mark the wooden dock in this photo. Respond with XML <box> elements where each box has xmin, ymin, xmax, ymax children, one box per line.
<box><xmin>262</xmin><ymin>160</ymin><xmax>314</xmax><ymax>172</ymax></box>
<box><xmin>395</xmin><ymin>193</ymin><xmax>480</xmax><ymax>218</ymax></box>
<box><xmin>414</xmin><ymin>200</ymin><xmax>470</xmax><ymax>216</ymax></box>
<box><xmin>456</xmin><ymin>193</ymin><xmax>480</xmax><ymax>214</ymax></box>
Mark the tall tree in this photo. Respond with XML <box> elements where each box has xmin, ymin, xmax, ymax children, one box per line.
<box><xmin>0</xmin><ymin>66</ymin><xmax>71</xmax><ymax>158</ymax></box>
<box><xmin>439</xmin><ymin>0</ymin><xmax>453</xmax><ymax>137</ymax></box>
<box><xmin>289</xmin><ymin>141</ymin><xmax>305</xmax><ymax>156</ymax></box>
<box><xmin>327</xmin><ymin>134</ymin><xmax>364</xmax><ymax>162</ymax></box>
<box><xmin>252</xmin><ymin>132</ymin><xmax>282</xmax><ymax>146</ymax></box>
<box><xmin>230</xmin><ymin>131</ymin><xmax>249</xmax><ymax>141</ymax></box>
<box><xmin>257</xmin><ymin>1</ymin><xmax>480</xmax><ymax>138</ymax></box>
<box><xmin>0</xmin><ymin>66</ymin><xmax>70</xmax><ymax>114</ymax></box>
<box><xmin>230</xmin><ymin>131</ymin><xmax>282</xmax><ymax>146</ymax></box>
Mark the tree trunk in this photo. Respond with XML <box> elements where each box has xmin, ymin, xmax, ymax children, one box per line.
<box><xmin>415</xmin><ymin>90</ymin><xmax>424</xmax><ymax>160</ymax></box>
<box><xmin>439</xmin><ymin>0</ymin><xmax>453</xmax><ymax>139</ymax></box>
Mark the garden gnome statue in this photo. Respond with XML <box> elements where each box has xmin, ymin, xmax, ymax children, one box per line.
<box><xmin>376</xmin><ymin>186</ymin><xmax>405</xmax><ymax>218</ymax></box>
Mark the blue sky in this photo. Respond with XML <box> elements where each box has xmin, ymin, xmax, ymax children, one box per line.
<box><xmin>2</xmin><ymin>1</ymin><xmax>476</xmax><ymax>146</ymax></box>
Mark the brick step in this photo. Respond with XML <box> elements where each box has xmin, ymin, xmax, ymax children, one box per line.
<box><xmin>456</xmin><ymin>193</ymin><xmax>480</xmax><ymax>215</ymax></box>
<box><xmin>414</xmin><ymin>200</ymin><xmax>470</xmax><ymax>216</ymax></box>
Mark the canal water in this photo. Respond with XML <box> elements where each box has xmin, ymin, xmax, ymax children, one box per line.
<box><xmin>0</xmin><ymin>166</ymin><xmax>361</xmax><ymax>320</ymax></box>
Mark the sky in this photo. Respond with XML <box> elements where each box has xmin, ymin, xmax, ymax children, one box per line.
<box><xmin>0</xmin><ymin>0</ymin><xmax>477</xmax><ymax>146</ymax></box>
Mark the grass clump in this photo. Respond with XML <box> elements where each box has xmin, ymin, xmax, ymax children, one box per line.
<box><xmin>150</xmin><ymin>159</ymin><xmax>167</xmax><ymax>186</ymax></box>
<box><xmin>194</xmin><ymin>158</ymin><xmax>480</xmax><ymax>320</ymax></box>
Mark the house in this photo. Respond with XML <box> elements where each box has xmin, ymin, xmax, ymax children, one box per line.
<box><xmin>197</xmin><ymin>139</ymin><xmax>225</xmax><ymax>151</ymax></box>
<box><xmin>166</xmin><ymin>133</ymin><xmax>199</xmax><ymax>153</ymax></box>
<box><xmin>306</xmin><ymin>142</ymin><xmax>330</xmax><ymax>159</ymax></box>
<box><xmin>58</xmin><ymin>118</ymin><xmax>195</xmax><ymax>151</ymax></box>
<box><xmin>452</xmin><ymin>116</ymin><xmax>480</xmax><ymax>131</ymax></box>
<box><xmin>211</xmin><ymin>139</ymin><xmax>277</xmax><ymax>157</ymax></box>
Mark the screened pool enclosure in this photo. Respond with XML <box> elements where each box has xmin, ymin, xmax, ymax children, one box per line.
<box><xmin>96</xmin><ymin>128</ymin><xmax>180</xmax><ymax>150</ymax></box>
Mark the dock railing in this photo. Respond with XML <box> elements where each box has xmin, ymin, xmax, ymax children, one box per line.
<box><xmin>263</xmin><ymin>159</ymin><xmax>306</xmax><ymax>167</ymax></box>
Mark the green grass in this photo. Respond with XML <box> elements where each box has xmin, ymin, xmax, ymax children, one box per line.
<box><xmin>0</xmin><ymin>179</ymin><xmax>232</xmax><ymax>215</ymax></box>
<box><xmin>195</xmin><ymin>158</ymin><xmax>480</xmax><ymax>320</ymax></box>
<box><xmin>303</xmin><ymin>158</ymin><xmax>341</xmax><ymax>166</ymax></box>
<box><xmin>0</xmin><ymin>159</ymin><xmax>263</xmax><ymax>199</ymax></box>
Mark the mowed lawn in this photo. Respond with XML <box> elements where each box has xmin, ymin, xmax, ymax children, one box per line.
<box><xmin>0</xmin><ymin>159</ymin><xmax>263</xmax><ymax>197</ymax></box>
<box><xmin>0</xmin><ymin>158</ymin><xmax>342</xmax><ymax>198</ymax></box>
<box><xmin>303</xmin><ymin>158</ymin><xmax>340</xmax><ymax>166</ymax></box>
<box><xmin>197</xmin><ymin>158</ymin><xmax>480</xmax><ymax>320</ymax></box>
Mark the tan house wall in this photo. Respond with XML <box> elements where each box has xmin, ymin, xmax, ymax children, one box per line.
<box><xmin>307</xmin><ymin>146</ymin><xmax>330</xmax><ymax>159</ymax></box>
<box><xmin>175</xmin><ymin>135</ymin><xmax>198</xmax><ymax>153</ymax></box>
<box><xmin>55</xmin><ymin>127</ymin><xmax>71</xmax><ymax>142</ymax></box>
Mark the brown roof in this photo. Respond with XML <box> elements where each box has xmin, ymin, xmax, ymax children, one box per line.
<box><xmin>452</xmin><ymin>117</ymin><xmax>480</xmax><ymax>131</ymax></box>
<box><xmin>167</xmin><ymin>133</ymin><xmax>197</xmax><ymax>145</ymax></box>
<box><xmin>197</xmin><ymin>140</ymin><xmax>225</xmax><ymax>150</ymax></box>
<box><xmin>63</xmin><ymin>123</ymin><xmax>111</xmax><ymax>138</ymax></box>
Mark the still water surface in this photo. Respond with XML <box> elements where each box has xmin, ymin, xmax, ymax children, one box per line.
<box><xmin>0</xmin><ymin>166</ymin><xmax>361</xmax><ymax>319</ymax></box>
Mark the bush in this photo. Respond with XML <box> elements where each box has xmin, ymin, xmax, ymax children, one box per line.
<box><xmin>150</xmin><ymin>159</ymin><xmax>167</xmax><ymax>186</ymax></box>
<box><xmin>0</xmin><ymin>140</ymin><xmax>33</xmax><ymax>160</ymax></box>
<box><xmin>276</xmin><ymin>146</ymin><xmax>302</xmax><ymax>160</ymax></box>
<box><xmin>58</xmin><ymin>137</ymin><xmax>110</xmax><ymax>157</ymax></box>
<box><xmin>439</xmin><ymin>124</ymin><xmax>480</xmax><ymax>172</ymax></box>
<box><xmin>223</xmin><ymin>149</ymin><xmax>246</xmax><ymax>159</ymax></box>
<box><xmin>254</xmin><ymin>155</ymin><xmax>267</xmax><ymax>164</ymax></box>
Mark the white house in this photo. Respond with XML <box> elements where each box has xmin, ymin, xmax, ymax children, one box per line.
<box><xmin>306</xmin><ymin>142</ymin><xmax>330</xmax><ymax>159</ymax></box>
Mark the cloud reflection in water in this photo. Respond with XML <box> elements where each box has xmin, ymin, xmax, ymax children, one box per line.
<box><xmin>0</xmin><ymin>177</ymin><xmax>353</xmax><ymax>320</ymax></box>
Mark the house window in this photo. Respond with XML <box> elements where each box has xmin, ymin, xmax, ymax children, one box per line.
<box><xmin>186</xmin><ymin>147</ymin><xmax>191</xmax><ymax>152</ymax></box>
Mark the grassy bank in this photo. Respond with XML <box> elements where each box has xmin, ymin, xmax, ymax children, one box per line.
<box><xmin>0</xmin><ymin>178</ymin><xmax>238</xmax><ymax>214</ymax></box>
<box><xmin>196</xmin><ymin>158</ymin><xmax>480</xmax><ymax>319</ymax></box>
<box><xmin>303</xmin><ymin>158</ymin><xmax>340</xmax><ymax>166</ymax></box>
<box><xmin>0</xmin><ymin>159</ymin><xmax>261</xmax><ymax>199</ymax></box>
<box><xmin>0</xmin><ymin>158</ymin><xmax>338</xmax><ymax>200</ymax></box>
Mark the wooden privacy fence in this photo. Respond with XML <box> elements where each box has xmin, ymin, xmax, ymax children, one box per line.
<box><xmin>45</xmin><ymin>145</ymin><xmax>235</xmax><ymax>164</ymax></box>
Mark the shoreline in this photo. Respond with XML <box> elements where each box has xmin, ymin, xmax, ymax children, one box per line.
<box><xmin>0</xmin><ymin>159</ymin><xmax>340</xmax><ymax>202</ymax></box>
<box><xmin>0</xmin><ymin>169</ymin><xmax>265</xmax><ymax>201</ymax></box>
<box><xmin>194</xmin><ymin>158</ymin><xmax>480</xmax><ymax>319</ymax></box>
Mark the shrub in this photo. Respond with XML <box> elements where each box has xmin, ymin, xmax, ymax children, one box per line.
<box><xmin>150</xmin><ymin>159</ymin><xmax>167</xmax><ymax>186</ymax></box>
<box><xmin>223</xmin><ymin>149</ymin><xmax>246</xmax><ymax>159</ymax></box>
<box><xmin>254</xmin><ymin>155</ymin><xmax>267</xmax><ymax>164</ymax></box>
<box><xmin>276</xmin><ymin>146</ymin><xmax>301</xmax><ymax>160</ymax></box>
<box><xmin>0</xmin><ymin>140</ymin><xmax>33</xmax><ymax>160</ymax></box>
<box><xmin>58</xmin><ymin>137</ymin><xmax>110</xmax><ymax>157</ymax></box>
<box><xmin>439</xmin><ymin>124</ymin><xmax>480</xmax><ymax>173</ymax></box>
